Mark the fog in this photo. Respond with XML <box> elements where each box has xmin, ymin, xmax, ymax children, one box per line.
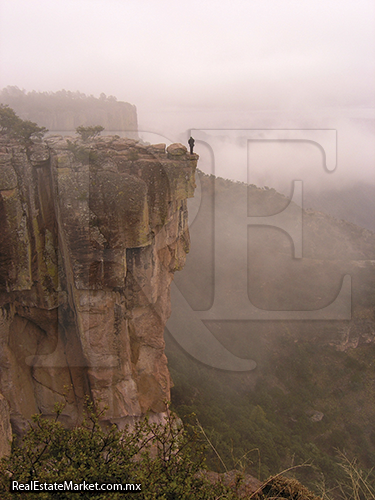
<box><xmin>1</xmin><ymin>0</ymin><xmax>374</xmax><ymax>189</ymax></box>
<box><xmin>2</xmin><ymin>1</ymin><xmax>375</xmax><ymax>474</ymax></box>
<box><xmin>188</xmin><ymin>113</ymin><xmax>375</xmax><ymax>191</ymax></box>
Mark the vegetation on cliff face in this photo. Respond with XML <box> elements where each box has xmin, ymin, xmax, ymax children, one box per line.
<box><xmin>167</xmin><ymin>334</ymin><xmax>375</xmax><ymax>496</ymax></box>
<box><xmin>166</xmin><ymin>171</ymin><xmax>375</xmax><ymax>496</ymax></box>
<box><xmin>1</xmin><ymin>401</ymin><xmax>371</xmax><ymax>499</ymax></box>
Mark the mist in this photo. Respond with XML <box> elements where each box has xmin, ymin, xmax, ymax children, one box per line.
<box><xmin>1</xmin><ymin>0</ymin><xmax>374</xmax><ymax>190</ymax></box>
<box><xmin>2</xmin><ymin>0</ymin><xmax>375</xmax><ymax>486</ymax></box>
<box><xmin>184</xmin><ymin>111</ymin><xmax>375</xmax><ymax>190</ymax></box>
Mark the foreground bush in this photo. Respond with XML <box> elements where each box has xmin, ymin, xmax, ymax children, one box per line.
<box><xmin>0</xmin><ymin>401</ymin><xmax>237</xmax><ymax>499</ymax></box>
<box><xmin>4</xmin><ymin>399</ymin><xmax>364</xmax><ymax>499</ymax></box>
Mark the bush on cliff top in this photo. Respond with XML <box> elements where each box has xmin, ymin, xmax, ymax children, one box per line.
<box><xmin>0</xmin><ymin>104</ymin><xmax>47</xmax><ymax>142</ymax></box>
<box><xmin>75</xmin><ymin>125</ymin><xmax>104</xmax><ymax>141</ymax></box>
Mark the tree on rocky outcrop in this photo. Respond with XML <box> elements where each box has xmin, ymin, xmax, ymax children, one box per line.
<box><xmin>0</xmin><ymin>104</ymin><xmax>20</xmax><ymax>135</ymax></box>
<box><xmin>75</xmin><ymin>125</ymin><xmax>104</xmax><ymax>141</ymax></box>
<box><xmin>0</xmin><ymin>104</ymin><xmax>47</xmax><ymax>142</ymax></box>
<box><xmin>14</xmin><ymin>119</ymin><xmax>48</xmax><ymax>142</ymax></box>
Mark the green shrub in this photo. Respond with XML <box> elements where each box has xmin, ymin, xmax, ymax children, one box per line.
<box><xmin>0</xmin><ymin>400</ymin><xmax>237</xmax><ymax>499</ymax></box>
<box><xmin>0</xmin><ymin>104</ymin><xmax>47</xmax><ymax>142</ymax></box>
<box><xmin>75</xmin><ymin>125</ymin><xmax>104</xmax><ymax>141</ymax></box>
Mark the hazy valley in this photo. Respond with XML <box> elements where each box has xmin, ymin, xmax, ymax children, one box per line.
<box><xmin>167</xmin><ymin>170</ymin><xmax>375</xmax><ymax>492</ymax></box>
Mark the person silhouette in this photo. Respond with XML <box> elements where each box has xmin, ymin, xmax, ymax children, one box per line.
<box><xmin>188</xmin><ymin>136</ymin><xmax>195</xmax><ymax>154</ymax></box>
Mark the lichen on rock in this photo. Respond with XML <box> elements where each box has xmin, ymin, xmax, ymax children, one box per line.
<box><xmin>0</xmin><ymin>135</ymin><xmax>197</xmax><ymax>434</ymax></box>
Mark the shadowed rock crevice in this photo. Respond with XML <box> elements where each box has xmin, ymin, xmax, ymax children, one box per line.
<box><xmin>0</xmin><ymin>136</ymin><xmax>197</xmax><ymax>437</ymax></box>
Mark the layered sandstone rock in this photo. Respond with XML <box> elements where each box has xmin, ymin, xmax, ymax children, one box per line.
<box><xmin>0</xmin><ymin>135</ymin><xmax>197</xmax><ymax>435</ymax></box>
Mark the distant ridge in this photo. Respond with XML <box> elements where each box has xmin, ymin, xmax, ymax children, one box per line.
<box><xmin>0</xmin><ymin>86</ymin><xmax>138</xmax><ymax>138</ymax></box>
<box><xmin>304</xmin><ymin>182</ymin><xmax>375</xmax><ymax>232</ymax></box>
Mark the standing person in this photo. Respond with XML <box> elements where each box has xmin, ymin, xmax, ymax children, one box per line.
<box><xmin>188</xmin><ymin>136</ymin><xmax>195</xmax><ymax>154</ymax></box>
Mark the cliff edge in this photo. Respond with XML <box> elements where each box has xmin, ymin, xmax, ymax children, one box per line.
<box><xmin>0</xmin><ymin>135</ymin><xmax>197</xmax><ymax>441</ymax></box>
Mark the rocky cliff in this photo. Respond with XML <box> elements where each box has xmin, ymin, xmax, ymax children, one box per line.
<box><xmin>0</xmin><ymin>135</ymin><xmax>197</xmax><ymax>445</ymax></box>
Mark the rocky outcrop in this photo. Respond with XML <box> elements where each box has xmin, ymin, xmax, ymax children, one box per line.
<box><xmin>0</xmin><ymin>135</ymin><xmax>197</xmax><ymax>434</ymax></box>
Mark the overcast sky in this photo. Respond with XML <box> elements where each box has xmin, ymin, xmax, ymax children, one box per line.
<box><xmin>1</xmin><ymin>0</ymin><xmax>374</xmax><ymax>184</ymax></box>
<box><xmin>1</xmin><ymin>1</ymin><xmax>374</xmax><ymax>109</ymax></box>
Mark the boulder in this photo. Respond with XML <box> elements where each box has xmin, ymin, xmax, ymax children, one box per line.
<box><xmin>167</xmin><ymin>143</ymin><xmax>187</xmax><ymax>156</ymax></box>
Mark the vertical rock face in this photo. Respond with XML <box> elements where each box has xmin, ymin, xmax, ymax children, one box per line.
<box><xmin>0</xmin><ymin>394</ymin><xmax>11</xmax><ymax>457</ymax></box>
<box><xmin>0</xmin><ymin>136</ymin><xmax>197</xmax><ymax>436</ymax></box>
